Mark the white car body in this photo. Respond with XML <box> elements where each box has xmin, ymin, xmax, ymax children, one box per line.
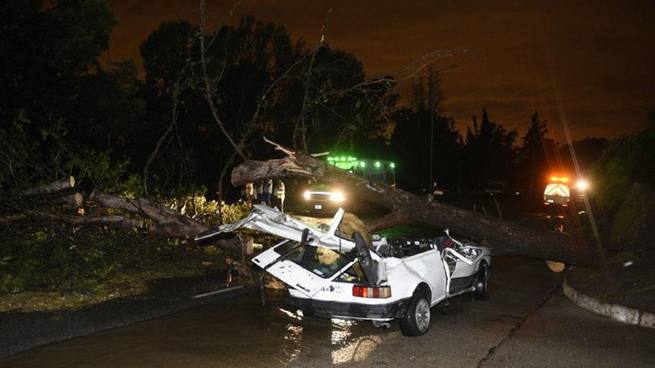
<box><xmin>197</xmin><ymin>205</ymin><xmax>491</xmax><ymax>335</ymax></box>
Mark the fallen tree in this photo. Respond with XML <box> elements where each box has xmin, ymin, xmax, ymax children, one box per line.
<box><xmin>231</xmin><ymin>139</ymin><xmax>596</xmax><ymax>265</ymax></box>
<box><xmin>3</xmin><ymin>139</ymin><xmax>595</xmax><ymax>268</ymax></box>
<box><xmin>3</xmin><ymin>185</ymin><xmax>242</xmax><ymax>253</ymax></box>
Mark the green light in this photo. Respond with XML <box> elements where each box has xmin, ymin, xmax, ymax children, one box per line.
<box><xmin>327</xmin><ymin>156</ymin><xmax>334</xmax><ymax>162</ymax></box>
<box><xmin>389</xmin><ymin>162</ymin><xmax>396</xmax><ymax>169</ymax></box>
<box><xmin>375</xmin><ymin>161</ymin><xmax>381</xmax><ymax>168</ymax></box>
<box><xmin>340</xmin><ymin>156</ymin><xmax>346</xmax><ymax>162</ymax></box>
<box><xmin>360</xmin><ymin>161</ymin><xmax>366</xmax><ymax>168</ymax></box>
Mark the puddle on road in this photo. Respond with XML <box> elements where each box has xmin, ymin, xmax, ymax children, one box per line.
<box><xmin>259</xmin><ymin>291</ymin><xmax>397</xmax><ymax>366</ymax></box>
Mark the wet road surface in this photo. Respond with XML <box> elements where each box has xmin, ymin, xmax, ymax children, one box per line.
<box><xmin>2</xmin><ymin>257</ymin><xmax>654</xmax><ymax>368</ymax></box>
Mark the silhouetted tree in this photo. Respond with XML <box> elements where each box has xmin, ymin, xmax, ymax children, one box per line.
<box><xmin>516</xmin><ymin>112</ymin><xmax>551</xmax><ymax>192</ymax></box>
<box><xmin>136</xmin><ymin>15</ymin><xmax>395</xmax><ymax>198</ymax></box>
<box><xmin>0</xmin><ymin>0</ymin><xmax>141</xmax><ymax>190</ymax></box>
<box><xmin>390</xmin><ymin>68</ymin><xmax>460</xmax><ymax>193</ymax></box>
<box><xmin>464</xmin><ymin>109</ymin><xmax>517</xmax><ymax>191</ymax></box>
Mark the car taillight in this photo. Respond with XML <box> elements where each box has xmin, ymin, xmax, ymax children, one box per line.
<box><xmin>352</xmin><ymin>285</ymin><xmax>391</xmax><ymax>298</ymax></box>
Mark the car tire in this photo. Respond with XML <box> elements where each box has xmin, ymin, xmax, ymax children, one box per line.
<box><xmin>474</xmin><ymin>262</ymin><xmax>489</xmax><ymax>300</ymax></box>
<box><xmin>400</xmin><ymin>290</ymin><xmax>431</xmax><ymax>336</ymax></box>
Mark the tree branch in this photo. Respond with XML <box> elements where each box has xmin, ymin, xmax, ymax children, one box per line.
<box><xmin>19</xmin><ymin>176</ymin><xmax>75</xmax><ymax>197</ymax></box>
<box><xmin>198</xmin><ymin>0</ymin><xmax>248</xmax><ymax>161</ymax></box>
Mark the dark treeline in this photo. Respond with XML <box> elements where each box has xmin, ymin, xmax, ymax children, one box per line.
<box><xmin>1</xmin><ymin>0</ymin><xmax>395</xmax><ymax>200</ymax></box>
<box><xmin>388</xmin><ymin>67</ymin><xmax>609</xmax><ymax>194</ymax></box>
<box><xmin>0</xmin><ymin>0</ymin><xmax>621</xmax><ymax>201</ymax></box>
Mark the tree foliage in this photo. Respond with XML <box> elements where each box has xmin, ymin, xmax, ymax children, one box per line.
<box><xmin>592</xmin><ymin>121</ymin><xmax>655</xmax><ymax>250</ymax></box>
<box><xmin>0</xmin><ymin>0</ymin><xmax>139</xmax><ymax>191</ymax></box>
<box><xmin>463</xmin><ymin>109</ymin><xmax>517</xmax><ymax>191</ymax></box>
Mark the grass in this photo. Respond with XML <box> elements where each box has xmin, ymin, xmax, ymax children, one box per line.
<box><xmin>0</xmin><ymin>225</ymin><xmax>229</xmax><ymax>313</ymax></box>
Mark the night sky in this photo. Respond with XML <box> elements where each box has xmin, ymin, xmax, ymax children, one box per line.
<box><xmin>106</xmin><ymin>0</ymin><xmax>655</xmax><ymax>141</ymax></box>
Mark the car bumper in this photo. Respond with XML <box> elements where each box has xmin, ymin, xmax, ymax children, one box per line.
<box><xmin>305</xmin><ymin>200</ymin><xmax>340</xmax><ymax>209</ymax></box>
<box><xmin>287</xmin><ymin>296</ymin><xmax>409</xmax><ymax>321</ymax></box>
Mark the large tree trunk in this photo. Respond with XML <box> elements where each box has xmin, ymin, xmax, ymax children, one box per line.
<box><xmin>231</xmin><ymin>141</ymin><xmax>596</xmax><ymax>265</ymax></box>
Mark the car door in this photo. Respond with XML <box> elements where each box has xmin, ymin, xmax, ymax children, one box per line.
<box><xmin>401</xmin><ymin>249</ymin><xmax>447</xmax><ymax>304</ymax></box>
<box><xmin>442</xmin><ymin>245</ymin><xmax>484</xmax><ymax>294</ymax></box>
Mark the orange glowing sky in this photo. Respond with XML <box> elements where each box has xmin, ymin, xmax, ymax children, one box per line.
<box><xmin>106</xmin><ymin>0</ymin><xmax>655</xmax><ymax>141</ymax></box>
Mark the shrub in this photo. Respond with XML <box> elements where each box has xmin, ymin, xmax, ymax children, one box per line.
<box><xmin>609</xmin><ymin>183</ymin><xmax>655</xmax><ymax>250</ymax></box>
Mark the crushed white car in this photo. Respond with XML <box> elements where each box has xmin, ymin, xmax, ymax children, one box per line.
<box><xmin>196</xmin><ymin>205</ymin><xmax>491</xmax><ymax>336</ymax></box>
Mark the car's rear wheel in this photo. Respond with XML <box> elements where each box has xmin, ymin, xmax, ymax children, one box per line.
<box><xmin>474</xmin><ymin>262</ymin><xmax>489</xmax><ymax>300</ymax></box>
<box><xmin>400</xmin><ymin>289</ymin><xmax>431</xmax><ymax>336</ymax></box>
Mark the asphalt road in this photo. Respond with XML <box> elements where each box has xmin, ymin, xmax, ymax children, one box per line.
<box><xmin>2</xmin><ymin>256</ymin><xmax>654</xmax><ymax>368</ymax></box>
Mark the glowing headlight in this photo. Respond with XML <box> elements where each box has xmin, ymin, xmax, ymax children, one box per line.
<box><xmin>303</xmin><ymin>190</ymin><xmax>311</xmax><ymax>200</ymax></box>
<box><xmin>575</xmin><ymin>179</ymin><xmax>590</xmax><ymax>192</ymax></box>
<box><xmin>330</xmin><ymin>190</ymin><xmax>345</xmax><ymax>202</ymax></box>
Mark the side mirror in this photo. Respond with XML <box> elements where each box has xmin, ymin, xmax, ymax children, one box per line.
<box><xmin>372</xmin><ymin>234</ymin><xmax>381</xmax><ymax>241</ymax></box>
<box><xmin>444</xmin><ymin>228</ymin><xmax>450</xmax><ymax>236</ymax></box>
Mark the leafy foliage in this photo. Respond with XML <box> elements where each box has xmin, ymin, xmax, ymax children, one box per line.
<box><xmin>0</xmin><ymin>0</ymin><xmax>143</xmax><ymax>193</ymax></box>
<box><xmin>0</xmin><ymin>224</ymin><xmax>221</xmax><ymax>306</ymax></box>
<box><xmin>593</xmin><ymin>122</ymin><xmax>655</xmax><ymax>250</ymax></box>
<box><xmin>608</xmin><ymin>183</ymin><xmax>654</xmax><ymax>248</ymax></box>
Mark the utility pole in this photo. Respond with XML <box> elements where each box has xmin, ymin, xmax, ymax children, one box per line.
<box><xmin>428</xmin><ymin>66</ymin><xmax>435</xmax><ymax>193</ymax></box>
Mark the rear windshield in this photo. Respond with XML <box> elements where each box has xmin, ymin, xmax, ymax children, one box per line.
<box><xmin>275</xmin><ymin>242</ymin><xmax>355</xmax><ymax>278</ymax></box>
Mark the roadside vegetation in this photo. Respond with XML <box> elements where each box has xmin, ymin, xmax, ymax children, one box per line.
<box><xmin>0</xmin><ymin>200</ymin><xmax>249</xmax><ymax>312</ymax></box>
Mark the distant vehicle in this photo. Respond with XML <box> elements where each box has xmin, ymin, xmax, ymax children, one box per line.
<box><xmin>543</xmin><ymin>176</ymin><xmax>570</xmax><ymax>205</ymax></box>
<box><xmin>302</xmin><ymin>183</ymin><xmax>346</xmax><ymax>212</ymax></box>
<box><xmin>544</xmin><ymin>175</ymin><xmax>591</xmax><ymax>206</ymax></box>
<box><xmin>484</xmin><ymin>180</ymin><xmax>506</xmax><ymax>196</ymax></box>
<box><xmin>484</xmin><ymin>180</ymin><xmax>521</xmax><ymax>196</ymax></box>
<box><xmin>197</xmin><ymin>205</ymin><xmax>492</xmax><ymax>336</ymax></box>
<box><xmin>299</xmin><ymin>155</ymin><xmax>397</xmax><ymax>213</ymax></box>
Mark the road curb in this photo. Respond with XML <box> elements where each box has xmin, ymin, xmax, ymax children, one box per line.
<box><xmin>563</xmin><ymin>276</ymin><xmax>655</xmax><ymax>329</ymax></box>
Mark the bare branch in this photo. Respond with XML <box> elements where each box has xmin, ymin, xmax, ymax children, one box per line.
<box><xmin>198</xmin><ymin>0</ymin><xmax>248</xmax><ymax>161</ymax></box>
<box><xmin>263</xmin><ymin>136</ymin><xmax>296</xmax><ymax>157</ymax></box>
<box><xmin>293</xmin><ymin>8</ymin><xmax>333</xmax><ymax>150</ymax></box>
<box><xmin>143</xmin><ymin>79</ymin><xmax>182</xmax><ymax>195</ymax></box>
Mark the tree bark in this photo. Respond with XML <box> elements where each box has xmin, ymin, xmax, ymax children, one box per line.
<box><xmin>231</xmin><ymin>142</ymin><xmax>596</xmax><ymax>265</ymax></box>
<box><xmin>19</xmin><ymin>176</ymin><xmax>75</xmax><ymax>197</ymax></box>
